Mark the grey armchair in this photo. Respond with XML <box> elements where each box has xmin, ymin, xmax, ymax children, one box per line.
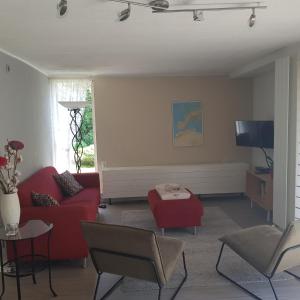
<box><xmin>216</xmin><ymin>221</ymin><xmax>300</xmax><ymax>300</ymax></box>
<box><xmin>81</xmin><ymin>221</ymin><xmax>187</xmax><ymax>300</ymax></box>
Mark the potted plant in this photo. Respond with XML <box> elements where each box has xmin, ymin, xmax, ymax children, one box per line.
<box><xmin>0</xmin><ymin>140</ymin><xmax>24</xmax><ymax>235</ymax></box>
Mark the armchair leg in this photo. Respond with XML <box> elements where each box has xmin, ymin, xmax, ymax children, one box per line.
<box><xmin>93</xmin><ymin>252</ymin><xmax>187</xmax><ymax>300</ymax></box>
<box><xmin>285</xmin><ymin>270</ymin><xmax>300</xmax><ymax>280</ymax></box>
<box><xmin>82</xmin><ymin>257</ymin><xmax>88</xmax><ymax>268</ymax></box>
<box><xmin>157</xmin><ymin>286</ymin><xmax>162</xmax><ymax>300</ymax></box>
<box><xmin>93</xmin><ymin>273</ymin><xmax>124</xmax><ymax>300</ymax></box>
<box><xmin>170</xmin><ymin>252</ymin><xmax>188</xmax><ymax>300</ymax></box>
<box><xmin>155</xmin><ymin>252</ymin><xmax>187</xmax><ymax>300</ymax></box>
<box><xmin>268</xmin><ymin>278</ymin><xmax>279</xmax><ymax>300</ymax></box>
<box><xmin>216</xmin><ymin>243</ymin><xmax>279</xmax><ymax>300</ymax></box>
<box><xmin>93</xmin><ymin>274</ymin><xmax>101</xmax><ymax>300</ymax></box>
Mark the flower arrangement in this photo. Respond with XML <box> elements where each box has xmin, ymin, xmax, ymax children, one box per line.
<box><xmin>0</xmin><ymin>140</ymin><xmax>24</xmax><ymax>194</ymax></box>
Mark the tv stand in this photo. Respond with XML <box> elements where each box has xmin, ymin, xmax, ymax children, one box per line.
<box><xmin>245</xmin><ymin>170</ymin><xmax>273</xmax><ymax>222</ymax></box>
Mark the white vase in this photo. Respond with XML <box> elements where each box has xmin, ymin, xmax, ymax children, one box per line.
<box><xmin>0</xmin><ymin>192</ymin><xmax>21</xmax><ymax>230</ymax></box>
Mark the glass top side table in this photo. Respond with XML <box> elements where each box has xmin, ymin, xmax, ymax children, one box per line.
<box><xmin>0</xmin><ymin>220</ymin><xmax>57</xmax><ymax>300</ymax></box>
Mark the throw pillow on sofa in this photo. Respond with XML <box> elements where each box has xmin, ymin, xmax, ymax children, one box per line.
<box><xmin>32</xmin><ymin>192</ymin><xmax>60</xmax><ymax>207</ymax></box>
<box><xmin>54</xmin><ymin>170</ymin><xmax>83</xmax><ymax>196</ymax></box>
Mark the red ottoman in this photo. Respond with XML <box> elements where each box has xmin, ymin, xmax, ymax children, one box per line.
<box><xmin>148</xmin><ymin>189</ymin><xmax>204</xmax><ymax>235</ymax></box>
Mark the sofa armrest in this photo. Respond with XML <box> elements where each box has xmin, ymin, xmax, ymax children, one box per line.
<box><xmin>72</xmin><ymin>172</ymin><xmax>100</xmax><ymax>189</ymax></box>
<box><xmin>16</xmin><ymin>205</ymin><xmax>93</xmax><ymax>260</ymax></box>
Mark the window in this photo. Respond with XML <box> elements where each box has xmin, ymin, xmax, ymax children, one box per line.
<box><xmin>50</xmin><ymin>79</ymin><xmax>96</xmax><ymax>172</ymax></box>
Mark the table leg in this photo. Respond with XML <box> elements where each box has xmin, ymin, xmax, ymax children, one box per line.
<box><xmin>267</xmin><ymin>210</ymin><xmax>271</xmax><ymax>223</ymax></box>
<box><xmin>12</xmin><ymin>241</ymin><xmax>21</xmax><ymax>300</ymax></box>
<box><xmin>193</xmin><ymin>226</ymin><xmax>197</xmax><ymax>235</ymax></box>
<box><xmin>161</xmin><ymin>228</ymin><xmax>165</xmax><ymax>236</ymax></box>
<box><xmin>31</xmin><ymin>239</ymin><xmax>36</xmax><ymax>284</ymax></box>
<box><xmin>47</xmin><ymin>232</ymin><xmax>57</xmax><ymax>297</ymax></box>
<box><xmin>0</xmin><ymin>241</ymin><xmax>5</xmax><ymax>297</ymax></box>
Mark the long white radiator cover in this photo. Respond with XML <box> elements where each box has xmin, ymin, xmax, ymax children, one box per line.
<box><xmin>101</xmin><ymin>163</ymin><xmax>249</xmax><ymax>199</ymax></box>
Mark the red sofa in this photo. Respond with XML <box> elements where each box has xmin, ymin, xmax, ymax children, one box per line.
<box><xmin>15</xmin><ymin>166</ymin><xmax>100</xmax><ymax>261</ymax></box>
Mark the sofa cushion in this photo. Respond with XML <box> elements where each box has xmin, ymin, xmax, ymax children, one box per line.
<box><xmin>54</xmin><ymin>171</ymin><xmax>84</xmax><ymax>196</ymax></box>
<box><xmin>62</xmin><ymin>188</ymin><xmax>99</xmax><ymax>205</ymax></box>
<box><xmin>61</xmin><ymin>187</ymin><xmax>100</xmax><ymax>218</ymax></box>
<box><xmin>18</xmin><ymin>166</ymin><xmax>64</xmax><ymax>207</ymax></box>
<box><xmin>32</xmin><ymin>192</ymin><xmax>60</xmax><ymax>207</ymax></box>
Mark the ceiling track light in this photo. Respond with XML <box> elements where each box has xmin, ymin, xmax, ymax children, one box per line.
<box><xmin>193</xmin><ymin>10</ymin><xmax>204</xmax><ymax>22</ymax></box>
<box><xmin>151</xmin><ymin>3</ymin><xmax>265</xmax><ymax>28</ymax></box>
<box><xmin>119</xmin><ymin>3</ymin><xmax>131</xmax><ymax>21</ymax></box>
<box><xmin>57</xmin><ymin>0</ymin><xmax>68</xmax><ymax>16</ymax></box>
<box><xmin>56</xmin><ymin>0</ymin><xmax>267</xmax><ymax>27</ymax></box>
<box><xmin>249</xmin><ymin>8</ymin><xmax>256</xmax><ymax>27</ymax></box>
<box><xmin>149</xmin><ymin>0</ymin><xmax>169</xmax><ymax>11</ymax></box>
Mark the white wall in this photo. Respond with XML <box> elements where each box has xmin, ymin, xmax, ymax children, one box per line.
<box><xmin>272</xmin><ymin>57</ymin><xmax>290</xmax><ymax>229</ymax></box>
<box><xmin>252</xmin><ymin>70</ymin><xmax>275</xmax><ymax>167</ymax></box>
<box><xmin>0</xmin><ymin>51</ymin><xmax>52</xmax><ymax>180</ymax></box>
<box><xmin>293</xmin><ymin>57</ymin><xmax>300</xmax><ymax>221</ymax></box>
<box><xmin>231</xmin><ymin>46</ymin><xmax>300</xmax><ymax>229</ymax></box>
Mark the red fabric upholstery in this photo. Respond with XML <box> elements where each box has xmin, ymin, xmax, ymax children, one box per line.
<box><xmin>73</xmin><ymin>173</ymin><xmax>100</xmax><ymax>189</ymax></box>
<box><xmin>17</xmin><ymin>167</ymin><xmax>64</xmax><ymax>206</ymax></box>
<box><xmin>148</xmin><ymin>189</ymin><xmax>203</xmax><ymax>229</ymax></box>
<box><xmin>61</xmin><ymin>188</ymin><xmax>100</xmax><ymax>220</ymax></box>
<box><xmin>13</xmin><ymin>167</ymin><xmax>101</xmax><ymax>260</ymax></box>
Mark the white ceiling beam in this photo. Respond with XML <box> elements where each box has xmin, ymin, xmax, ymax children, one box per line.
<box><xmin>231</xmin><ymin>42</ymin><xmax>300</xmax><ymax>78</ymax></box>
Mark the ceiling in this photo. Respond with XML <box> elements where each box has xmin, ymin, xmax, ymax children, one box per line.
<box><xmin>0</xmin><ymin>0</ymin><xmax>299</xmax><ymax>76</ymax></box>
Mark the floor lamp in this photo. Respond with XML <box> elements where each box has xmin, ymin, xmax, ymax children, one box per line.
<box><xmin>59</xmin><ymin>101</ymin><xmax>89</xmax><ymax>173</ymax></box>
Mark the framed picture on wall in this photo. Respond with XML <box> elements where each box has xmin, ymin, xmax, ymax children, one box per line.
<box><xmin>172</xmin><ymin>101</ymin><xmax>204</xmax><ymax>147</ymax></box>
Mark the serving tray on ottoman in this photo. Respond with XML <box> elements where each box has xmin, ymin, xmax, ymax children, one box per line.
<box><xmin>147</xmin><ymin>189</ymin><xmax>204</xmax><ymax>235</ymax></box>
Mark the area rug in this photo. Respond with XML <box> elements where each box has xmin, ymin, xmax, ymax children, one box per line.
<box><xmin>119</xmin><ymin>206</ymin><xmax>291</xmax><ymax>292</ymax></box>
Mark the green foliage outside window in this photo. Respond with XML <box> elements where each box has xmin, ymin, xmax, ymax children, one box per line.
<box><xmin>81</xmin><ymin>89</ymin><xmax>94</xmax><ymax>148</ymax></box>
<box><xmin>80</xmin><ymin>89</ymin><xmax>95</xmax><ymax>168</ymax></box>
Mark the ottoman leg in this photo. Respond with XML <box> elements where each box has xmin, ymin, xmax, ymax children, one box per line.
<box><xmin>194</xmin><ymin>226</ymin><xmax>197</xmax><ymax>235</ymax></box>
<box><xmin>161</xmin><ymin>228</ymin><xmax>165</xmax><ymax>236</ymax></box>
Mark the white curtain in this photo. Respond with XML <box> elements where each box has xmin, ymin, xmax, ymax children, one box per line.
<box><xmin>50</xmin><ymin>79</ymin><xmax>92</xmax><ymax>172</ymax></box>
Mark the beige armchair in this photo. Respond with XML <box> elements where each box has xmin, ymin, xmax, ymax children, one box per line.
<box><xmin>216</xmin><ymin>221</ymin><xmax>300</xmax><ymax>300</ymax></box>
<box><xmin>81</xmin><ymin>221</ymin><xmax>187</xmax><ymax>300</ymax></box>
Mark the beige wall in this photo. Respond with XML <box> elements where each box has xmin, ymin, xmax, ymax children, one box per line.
<box><xmin>93</xmin><ymin>76</ymin><xmax>252</xmax><ymax>167</ymax></box>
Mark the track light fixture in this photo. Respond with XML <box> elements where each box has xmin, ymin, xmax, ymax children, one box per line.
<box><xmin>152</xmin><ymin>2</ymin><xmax>266</xmax><ymax>28</ymax></box>
<box><xmin>56</xmin><ymin>0</ymin><xmax>266</xmax><ymax>27</ymax></box>
<box><xmin>119</xmin><ymin>3</ymin><xmax>131</xmax><ymax>21</ymax></box>
<box><xmin>110</xmin><ymin>1</ymin><xmax>266</xmax><ymax>26</ymax></box>
<box><xmin>149</xmin><ymin>0</ymin><xmax>169</xmax><ymax>11</ymax></box>
<box><xmin>249</xmin><ymin>8</ymin><xmax>256</xmax><ymax>27</ymax></box>
<box><xmin>193</xmin><ymin>10</ymin><xmax>204</xmax><ymax>22</ymax></box>
<box><xmin>57</xmin><ymin>0</ymin><xmax>68</xmax><ymax>16</ymax></box>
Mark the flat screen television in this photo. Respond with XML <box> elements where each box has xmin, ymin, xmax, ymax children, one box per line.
<box><xmin>235</xmin><ymin>120</ymin><xmax>274</xmax><ymax>149</ymax></box>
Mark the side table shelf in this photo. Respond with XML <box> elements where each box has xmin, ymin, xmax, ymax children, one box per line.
<box><xmin>3</xmin><ymin>255</ymin><xmax>48</xmax><ymax>277</ymax></box>
<box><xmin>246</xmin><ymin>170</ymin><xmax>273</xmax><ymax>222</ymax></box>
<box><xmin>0</xmin><ymin>220</ymin><xmax>57</xmax><ymax>300</ymax></box>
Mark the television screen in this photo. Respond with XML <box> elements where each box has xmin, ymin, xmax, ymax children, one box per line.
<box><xmin>235</xmin><ymin>121</ymin><xmax>274</xmax><ymax>149</ymax></box>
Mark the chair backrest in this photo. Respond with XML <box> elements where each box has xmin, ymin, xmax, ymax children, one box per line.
<box><xmin>81</xmin><ymin>222</ymin><xmax>167</xmax><ymax>284</ymax></box>
<box><xmin>267</xmin><ymin>220</ymin><xmax>300</xmax><ymax>275</ymax></box>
